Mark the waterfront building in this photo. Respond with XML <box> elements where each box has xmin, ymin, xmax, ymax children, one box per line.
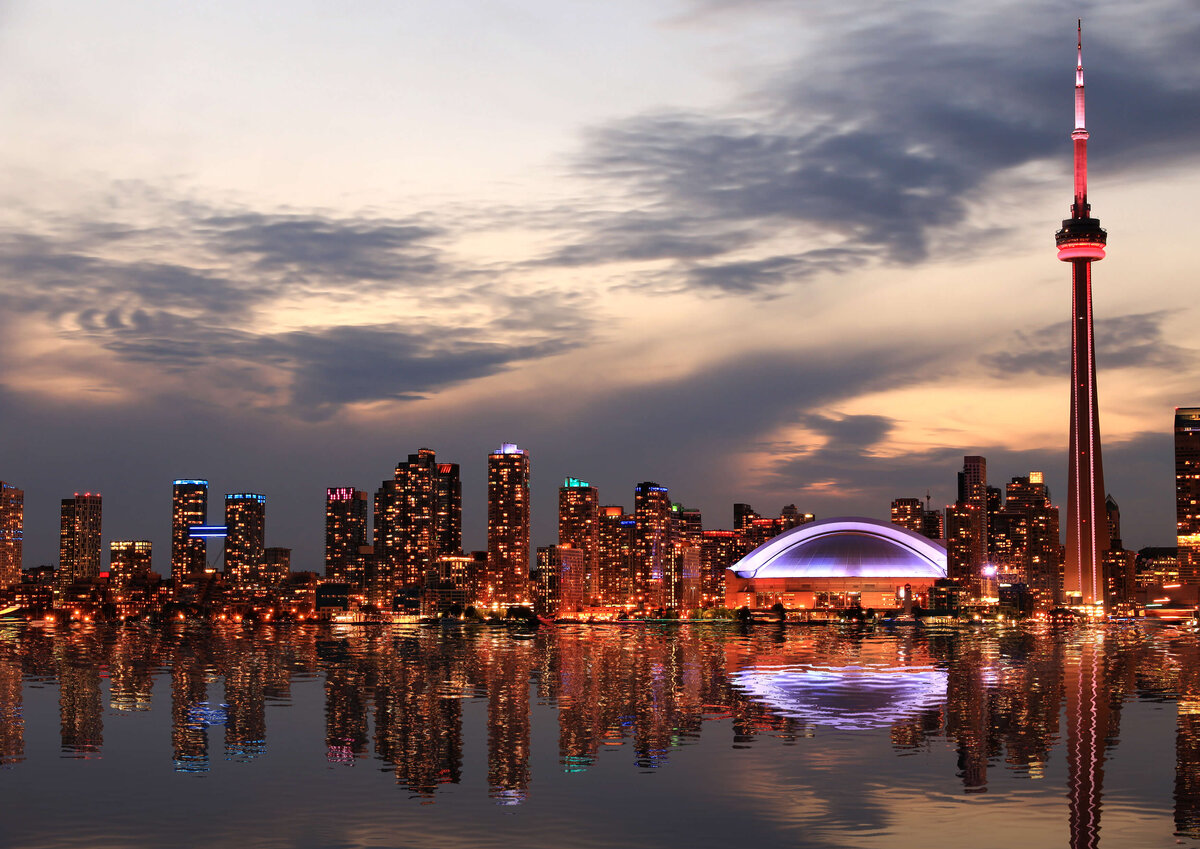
<box><xmin>421</xmin><ymin>553</ymin><xmax>475</xmax><ymax>617</ymax></box>
<box><xmin>725</xmin><ymin>516</ymin><xmax>948</xmax><ymax>611</ymax></box>
<box><xmin>945</xmin><ymin>502</ymin><xmax>982</xmax><ymax>585</ymax></box>
<box><xmin>376</xmin><ymin>450</ymin><xmax>463</xmax><ymax>593</ymax></box>
<box><xmin>634</xmin><ymin>482</ymin><xmax>671</xmax><ymax>609</ymax></box>
<box><xmin>597</xmin><ymin>506</ymin><xmax>634</xmax><ymax>605</ymax></box>
<box><xmin>0</xmin><ymin>482</ymin><xmax>22</xmax><ymax>588</ymax></box>
<box><xmin>664</xmin><ymin>541</ymin><xmax>700</xmax><ymax>613</ymax></box>
<box><xmin>59</xmin><ymin>492</ymin><xmax>102</xmax><ymax>584</ymax></box>
<box><xmin>325</xmin><ymin>488</ymin><xmax>368</xmax><ymax>585</ymax></box>
<box><xmin>1177</xmin><ymin>407</ymin><xmax>1200</xmax><ymax>584</ymax></box>
<box><xmin>433</xmin><ymin>461</ymin><xmax>462</xmax><ymax>557</ymax></box>
<box><xmin>993</xmin><ymin>472</ymin><xmax>1062</xmax><ymax>610</ymax></box>
<box><xmin>261</xmin><ymin>547</ymin><xmax>291</xmax><ymax>587</ymax></box>
<box><xmin>1057</xmin><ymin>24</ymin><xmax>1110</xmax><ymax>610</ymax></box>
<box><xmin>487</xmin><ymin>443</ymin><xmax>530</xmax><ymax>607</ymax></box>
<box><xmin>109</xmin><ymin>540</ymin><xmax>152</xmax><ymax>587</ymax></box>
<box><xmin>559</xmin><ymin>479</ymin><xmax>599</xmax><ymax>602</ymax></box>
<box><xmin>224</xmin><ymin>493</ymin><xmax>266</xmax><ymax>588</ymax></box>
<box><xmin>700</xmin><ymin>529</ymin><xmax>747</xmax><ymax>605</ymax></box>
<box><xmin>171</xmin><ymin>480</ymin><xmax>208</xmax><ymax>585</ymax></box>
<box><xmin>533</xmin><ymin>545</ymin><xmax>586</xmax><ymax>619</ymax></box>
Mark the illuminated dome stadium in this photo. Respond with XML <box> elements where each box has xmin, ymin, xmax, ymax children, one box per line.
<box><xmin>725</xmin><ymin>517</ymin><xmax>947</xmax><ymax>611</ymax></box>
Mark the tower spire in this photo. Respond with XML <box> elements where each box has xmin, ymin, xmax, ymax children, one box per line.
<box><xmin>1072</xmin><ymin>19</ymin><xmax>1089</xmax><ymax>217</ymax></box>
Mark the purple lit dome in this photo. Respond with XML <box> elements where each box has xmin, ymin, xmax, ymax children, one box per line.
<box><xmin>728</xmin><ymin>517</ymin><xmax>947</xmax><ymax>580</ymax></box>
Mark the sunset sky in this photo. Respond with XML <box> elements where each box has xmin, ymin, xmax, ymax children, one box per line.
<box><xmin>1</xmin><ymin>0</ymin><xmax>1196</xmax><ymax>568</ymax></box>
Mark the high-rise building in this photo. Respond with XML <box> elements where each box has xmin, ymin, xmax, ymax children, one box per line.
<box><xmin>59</xmin><ymin>492</ymin><xmax>102</xmax><ymax>584</ymax></box>
<box><xmin>224</xmin><ymin>493</ymin><xmax>266</xmax><ymax>587</ymax></box>
<box><xmin>171</xmin><ymin>480</ymin><xmax>208</xmax><ymax>585</ymax></box>
<box><xmin>945</xmin><ymin>503</ymin><xmax>981</xmax><ymax>584</ymax></box>
<box><xmin>487</xmin><ymin>443</ymin><xmax>530</xmax><ymax>606</ymax></box>
<box><xmin>891</xmin><ymin>498</ymin><xmax>925</xmax><ymax>534</ymax></box>
<box><xmin>325</xmin><ymin>487</ymin><xmax>369</xmax><ymax>584</ymax></box>
<box><xmin>260</xmin><ymin>547</ymin><xmax>291</xmax><ymax>587</ymax></box>
<box><xmin>634</xmin><ymin>482</ymin><xmax>671</xmax><ymax>609</ymax></box>
<box><xmin>959</xmin><ymin>456</ymin><xmax>989</xmax><ymax>566</ymax></box>
<box><xmin>1176</xmin><ymin>407</ymin><xmax>1200</xmax><ymax>585</ymax></box>
<box><xmin>0</xmin><ymin>482</ymin><xmax>22</xmax><ymax>588</ymax></box>
<box><xmin>1056</xmin><ymin>23</ymin><xmax>1110</xmax><ymax>609</ymax></box>
<box><xmin>997</xmin><ymin>472</ymin><xmax>1062</xmax><ymax>610</ymax></box>
<box><xmin>375</xmin><ymin>449</ymin><xmax>462</xmax><ymax>592</ymax></box>
<box><xmin>109</xmin><ymin>541</ymin><xmax>152</xmax><ymax>587</ymax></box>
<box><xmin>597</xmin><ymin>506</ymin><xmax>634</xmax><ymax>605</ymax></box>
<box><xmin>663</xmin><ymin>541</ymin><xmax>700</xmax><ymax>612</ymax></box>
<box><xmin>559</xmin><ymin>478</ymin><xmax>599</xmax><ymax>602</ymax></box>
<box><xmin>434</xmin><ymin>462</ymin><xmax>462</xmax><ymax>557</ymax></box>
<box><xmin>533</xmin><ymin>545</ymin><xmax>586</xmax><ymax>619</ymax></box>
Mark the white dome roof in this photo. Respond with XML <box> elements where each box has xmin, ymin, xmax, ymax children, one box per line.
<box><xmin>728</xmin><ymin>516</ymin><xmax>947</xmax><ymax>580</ymax></box>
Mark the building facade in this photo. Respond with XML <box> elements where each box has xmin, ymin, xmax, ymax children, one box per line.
<box><xmin>59</xmin><ymin>492</ymin><xmax>102</xmax><ymax>584</ymax></box>
<box><xmin>487</xmin><ymin>443</ymin><xmax>530</xmax><ymax>607</ymax></box>
<box><xmin>0</xmin><ymin>482</ymin><xmax>22</xmax><ymax>588</ymax></box>
<box><xmin>559</xmin><ymin>478</ymin><xmax>599</xmax><ymax>602</ymax></box>
<box><xmin>171</xmin><ymin>480</ymin><xmax>208</xmax><ymax>585</ymax></box>
<box><xmin>224</xmin><ymin>493</ymin><xmax>266</xmax><ymax>588</ymax></box>
<box><xmin>325</xmin><ymin>487</ymin><xmax>369</xmax><ymax>585</ymax></box>
<box><xmin>1177</xmin><ymin>407</ymin><xmax>1200</xmax><ymax>585</ymax></box>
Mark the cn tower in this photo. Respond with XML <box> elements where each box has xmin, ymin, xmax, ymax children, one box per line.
<box><xmin>1056</xmin><ymin>21</ymin><xmax>1109</xmax><ymax>611</ymax></box>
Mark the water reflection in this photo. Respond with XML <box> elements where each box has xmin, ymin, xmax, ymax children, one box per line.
<box><xmin>0</xmin><ymin>622</ymin><xmax>1198</xmax><ymax>845</ymax></box>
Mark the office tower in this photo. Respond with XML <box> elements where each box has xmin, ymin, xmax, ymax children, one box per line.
<box><xmin>1056</xmin><ymin>23</ymin><xmax>1110</xmax><ymax>609</ymax></box>
<box><xmin>375</xmin><ymin>449</ymin><xmax>461</xmax><ymax>592</ymax></box>
<box><xmin>434</xmin><ymin>461</ymin><xmax>462</xmax><ymax>556</ymax></box>
<box><xmin>559</xmin><ymin>478</ymin><xmax>600</xmax><ymax>602</ymax></box>
<box><xmin>733</xmin><ymin>503</ymin><xmax>760</xmax><ymax>531</ymax></box>
<box><xmin>673</xmin><ymin>504</ymin><xmax>704</xmax><ymax>544</ymax></box>
<box><xmin>59</xmin><ymin>492</ymin><xmax>102</xmax><ymax>584</ymax></box>
<box><xmin>922</xmin><ymin>507</ymin><xmax>945</xmax><ymax>541</ymax></box>
<box><xmin>1000</xmin><ymin>472</ymin><xmax>1062</xmax><ymax>609</ymax></box>
<box><xmin>598</xmin><ymin>506</ymin><xmax>635</xmax><ymax>605</ymax></box>
<box><xmin>108</xmin><ymin>541</ymin><xmax>152</xmax><ymax>587</ymax></box>
<box><xmin>778</xmin><ymin>504</ymin><xmax>811</xmax><ymax>532</ymax></box>
<box><xmin>634</xmin><ymin>482</ymin><xmax>671</xmax><ymax>609</ymax></box>
<box><xmin>487</xmin><ymin>443</ymin><xmax>530</xmax><ymax>606</ymax></box>
<box><xmin>171</xmin><ymin>480</ymin><xmax>208</xmax><ymax>585</ymax></box>
<box><xmin>891</xmin><ymin>498</ymin><xmax>925</xmax><ymax>534</ymax></box>
<box><xmin>945</xmin><ymin>503</ymin><xmax>981</xmax><ymax>584</ymax></box>
<box><xmin>533</xmin><ymin>545</ymin><xmax>586</xmax><ymax>619</ymax></box>
<box><xmin>224</xmin><ymin>493</ymin><xmax>266</xmax><ymax>587</ymax></box>
<box><xmin>700</xmin><ymin>529</ymin><xmax>748</xmax><ymax>603</ymax></box>
<box><xmin>0</xmin><ymin>482</ymin><xmax>22</xmax><ymax>588</ymax></box>
<box><xmin>663</xmin><ymin>541</ymin><xmax>700</xmax><ymax>612</ymax></box>
<box><xmin>958</xmin><ymin>456</ymin><xmax>989</xmax><ymax>564</ymax></box>
<box><xmin>325</xmin><ymin>488</ymin><xmax>368</xmax><ymax>584</ymax></box>
<box><xmin>260</xmin><ymin>547</ymin><xmax>291</xmax><ymax>586</ymax></box>
<box><xmin>1177</xmin><ymin>407</ymin><xmax>1200</xmax><ymax>584</ymax></box>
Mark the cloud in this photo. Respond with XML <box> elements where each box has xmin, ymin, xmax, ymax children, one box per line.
<box><xmin>0</xmin><ymin>201</ymin><xmax>593</xmax><ymax>417</ymax></box>
<box><xmin>541</xmin><ymin>1</ymin><xmax>1200</xmax><ymax>295</ymax></box>
<box><xmin>982</xmin><ymin>312</ymin><xmax>1194</xmax><ymax>377</ymax></box>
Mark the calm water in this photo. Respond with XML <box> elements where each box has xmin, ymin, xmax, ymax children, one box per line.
<box><xmin>0</xmin><ymin>620</ymin><xmax>1197</xmax><ymax>849</ymax></box>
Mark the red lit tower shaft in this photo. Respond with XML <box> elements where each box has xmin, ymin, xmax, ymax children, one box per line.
<box><xmin>1057</xmin><ymin>22</ymin><xmax>1109</xmax><ymax>608</ymax></box>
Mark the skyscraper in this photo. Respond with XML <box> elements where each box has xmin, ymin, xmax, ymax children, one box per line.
<box><xmin>487</xmin><ymin>443</ymin><xmax>530</xmax><ymax>606</ymax></box>
<box><xmin>559</xmin><ymin>478</ymin><xmax>599</xmax><ymax>602</ymax></box>
<box><xmin>59</xmin><ymin>492</ymin><xmax>102</xmax><ymax>584</ymax></box>
<box><xmin>375</xmin><ymin>449</ymin><xmax>462</xmax><ymax>592</ymax></box>
<box><xmin>224</xmin><ymin>493</ymin><xmax>266</xmax><ymax>587</ymax></box>
<box><xmin>109</xmin><ymin>540</ymin><xmax>152</xmax><ymax>588</ymax></box>
<box><xmin>891</xmin><ymin>498</ymin><xmax>925</xmax><ymax>534</ymax></box>
<box><xmin>1176</xmin><ymin>407</ymin><xmax>1200</xmax><ymax>585</ymax></box>
<box><xmin>1056</xmin><ymin>22</ymin><xmax>1110</xmax><ymax>609</ymax></box>
<box><xmin>597</xmin><ymin>506</ymin><xmax>635</xmax><ymax>605</ymax></box>
<box><xmin>171</xmin><ymin>480</ymin><xmax>208</xmax><ymax>585</ymax></box>
<box><xmin>325</xmin><ymin>487</ymin><xmax>369</xmax><ymax>584</ymax></box>
<box><xmin>0</xmin><ymin>482</ymin><xmax>22</xmax><ymax>588</ymax></box>
<box><xmin>434</xmin><ymin>461</ymin><xmax>462</xmax><ymax>557</ymax></box>
<box><xmin>634</xmin><ymin>482</ymin><xmax>671</xmax><ymax>609</ymax></box>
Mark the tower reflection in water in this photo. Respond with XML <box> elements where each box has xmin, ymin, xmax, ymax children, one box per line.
<box><xmin>1</xmin><ymin>621</ymin><xmax>1200</xmax><ymax>829</ymax></box>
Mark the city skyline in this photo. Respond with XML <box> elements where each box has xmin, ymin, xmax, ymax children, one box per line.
<box><xmin>1</xmin><ymin>2</ymin><xmax>1197</xmax><ymax>567</ymax></box>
